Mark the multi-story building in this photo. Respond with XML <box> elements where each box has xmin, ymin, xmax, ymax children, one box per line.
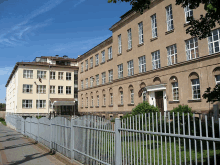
<box><xmin>5</xmin><ymin>55</ymin><xmax>79</xmax><ymax>116</ymax></box>
<box><xmin>78</xmin><ymin>0</ymin><xmax>220</xmax><ymax>118</ymax></box>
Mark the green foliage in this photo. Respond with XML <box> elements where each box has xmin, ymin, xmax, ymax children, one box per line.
<box><xmin>170</xmin><ymin>105</ymin><xmax>193</xmax><ymax>117</ymax></box>
<box><xmin>0</xmin><ymin>117</ymin><xmax>6</xmax><ymax>126</ymax></box>
<box><xmin>36</xmin><ymin>116</ymin><xmax>43</xmax><ymax>119</ymax></box>
<box><xmin>131</xmin><ymin>101</ymin><xmax>159</xmax><ymax>116</ymax></box>
<box><xmin>0</xmin><ymin>103</ymin><xmax>6</xmax><ymax>111</ymax></box>
<box><xmin>110</xmin><ymin>118</ymin><xmax>115</xmax><ymax>122</ymax></box>
<box><xmin>203</xmin><ymin>84</ymin><xmax>220</xmax><ymax>103</ymax></box>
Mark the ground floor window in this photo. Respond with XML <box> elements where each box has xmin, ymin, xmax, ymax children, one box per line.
<box><xmin>22</xmin><ymin>100</ymin><xmax>32</xmax><ymax>108</ymax></box>
<box><xmin>191</xmin><ymin>79</ymin><xmax>201</xmax><ymax>99</ymax></box>
<box><xmin>36</xmin><ymin>100</ymin><xmax>46</xmax><ymax>108</ymax></box>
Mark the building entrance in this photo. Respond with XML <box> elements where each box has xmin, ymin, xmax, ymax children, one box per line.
<box><xmin>155</xmin><ymin>91</ymin><xmax>164</xmax><ymax>115</ymax></box>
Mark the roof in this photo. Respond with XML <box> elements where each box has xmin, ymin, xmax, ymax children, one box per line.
<box><xmin>42</xmin><ymin>56</ymin><xmax>77</xmax><ymax>62</ymax></box>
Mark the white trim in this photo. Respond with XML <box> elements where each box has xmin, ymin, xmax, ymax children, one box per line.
<box><xmin>146</xmin><ymin>84</ymin><xmax>166</xmax><ymax>92</ymax></box>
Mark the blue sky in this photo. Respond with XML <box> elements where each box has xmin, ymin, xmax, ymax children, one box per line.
<box><xmin>0</xmin><ymin>0</ymin><xmax>131</xmax><ymax>103</ymax></box>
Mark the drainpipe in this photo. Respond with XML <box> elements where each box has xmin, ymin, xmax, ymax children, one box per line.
<box><xmin>48</xmin><ymin>64</ymin><xmax>51</xmax><ymax>114</ymax></box>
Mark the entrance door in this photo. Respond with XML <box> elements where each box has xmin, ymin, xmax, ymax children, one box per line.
<box><xmin>155</xmin><ymin>91</ymin><xmax>164</xmax><ymax>115</ymax></box>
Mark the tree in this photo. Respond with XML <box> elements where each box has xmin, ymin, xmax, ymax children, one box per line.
<box><xmin>108</xmin><ymin>0</ymin><xmax>220</xmax><ymax>40</ymax></box>
<box><xmin>203</xmin><ymin>84</ymin><xmax>220</xmax><ymax>103</ymax></box>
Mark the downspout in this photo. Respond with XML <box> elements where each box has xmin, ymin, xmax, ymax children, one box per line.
<box><xmin>48</xmin><ymin>64</ymin><xmax>51</xmax><ymax>114</ymax></box>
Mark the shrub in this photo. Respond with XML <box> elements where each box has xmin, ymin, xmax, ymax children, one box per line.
<box><xmin>131</xmin><ymin>101</ymin><xmax>159</xmax><ymax>116</ymax></box>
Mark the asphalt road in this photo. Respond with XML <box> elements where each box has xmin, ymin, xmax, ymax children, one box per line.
<box><xmin>0</xmin><ymin>123</ymin><xmax>65</xmax><ymax>165</ymax></box>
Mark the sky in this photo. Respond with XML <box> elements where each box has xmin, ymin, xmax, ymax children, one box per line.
<box><xmin>0</xmin><ymin>0</ymin><xmax>132</xmax><ymax>103</ymax></box>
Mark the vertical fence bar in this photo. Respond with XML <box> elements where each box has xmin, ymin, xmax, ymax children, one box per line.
<box><xmin>127</xmin><ymin>117</ymin><xmax>130</xmax><ymax>165</ymax></box>
<box><xmin>130</xmin><ymin>116</ymin><xmax>133</xmax><ymax>165</ymax></box>
<box><xmin>172</xmin><ymin>112</ymin><xmax>176</xmax><ymax>165</ymax></box>
<box><xmin>164</xmin><ymin>112</ymin><xmax>167</xmax><ymax>165</ymax></box>
<box><xmin>160</xmin><ymin>112</ymin><xmax>163</xmax><ymax>165</ymax></box>
<box><xmin>183</xmin><ymin>113</ymin><xmax>186</xmax><ymax>165</ymax></box>
<box><xmin>205</xmin><ymin>115</ymin><xmax>210</xmax><ymax>165</ymax></box>
<box><xmin>71</xmin><ymin>118</ymin><xmax>74</xmax><ymax>162</ymax></box>
<box><xmin>115</xmin><ymin>118</ymin><xmax>122</xmax><ymax>165</ymax></box>
<box><xmin>133</xmin><ymin>116</ymin><xmax>135</xmax><ymax>165</ymax></box>
<box><xmin>168</xmin><ymin>112</ymin><xmax>171</xmax><ymax>165</ymax></box>
<box><xmin>142</xmin><ymin>114</ymin><xmax>145</xmax><ymax>165</ymax></box>
<box><xmin>188</xmin><ymin>113</ymin><xmax>192</xmax><ymax>165</ymax></box>
<box><xmin>156</xmin><ymin>112</ymin><xmax>159</xmax><ymax>165</ymax></box>
<box><xmin>122</xmin><ymin>119</ymin><xmax>124</xmax><ymax>165</ymax></box>
<box><xmin>193</xmin><ymin>114</ymin><xmax>197</xmax><ymax>165</ymax></box>
<box><xmin>145</xmin><ymin>113</ymin><xmax>148</xmax><ymax>165</ymax></box>
<box><xmin>136</xmin><ymin>115</ymin><xmax>138</xmax><ymax>165</ymax></box>
<box><xmin>139</xmin><ymin>114</ymin><xmax>142</xmax><ymax>165</ymax></box>
<box><xmin>212</xmin><ymin>117</ymin><xmax>216</xmax><ymax>165</ymax></box>
<box><xmin>199</xmin><ymin>114</ymin><xmax>203</xmax><ymax>165</ymax></box>
<box><xmin>149</xmin><ymin>113</ymin><xmax>152</xmax><ymax>165</ymax></box>
<box><xmin>50</xmin><ymin>119</ymin><xmax>53</xmax><ymax>150</ymax></box>
<box><xmin>152</xmin><ymin>113</ymin><xmax>155</xmax><ymax>165</ymax></box>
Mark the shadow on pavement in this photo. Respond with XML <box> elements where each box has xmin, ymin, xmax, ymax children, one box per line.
<box><xmin>7</xmin><ymin>152</ymin><xmax>51</xmax><ymax>165</ymax></box>
<box><xmin>0</xmin><ymin>142</ymin><xmax>36</xmax><ymax>151</ymax></box>
<box><xmin>0</xmin><ymin>136</ymin><xmax>24</xmax><ymax>143</ymax></box>
<box><xmin>0</xmin><ymin>134</ymin><xmax>21</xmax><ymax>138</ymax></box>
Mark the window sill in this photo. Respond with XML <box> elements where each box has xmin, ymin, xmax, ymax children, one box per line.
<box><xmin>165</xmin><ymin>29</ymin><xmax>174</xmax><ymax>35</ymax></box>
<box><xmin>102</xmin><ymin>106</ymin><xmax>106</xmax><ymax>108</ymax></box>
<box><xmin>50</xmin><ymin>79</ymin><xmax>56</xmax><ymax>80</ymax></box>
<box><xmin>95</xmin><ymin>64</ymin><xmax>99</xmax><ymax>67</ymax></box>
<box><xmin>89</xmin><ymin>67</ymin><xmax>93</xmax><ymax>70</ymax></box>
<box><xmin>117</xmin><ymin>53</ymin><xmax>122</xmax><ymax>56</ymax></box>
<box><xmin>137</xmin><ymin>43</ymin><xmax>144</xmax><ymax>47</ymax></box>
<box><xmin>100</xmin><ymin>62</ymin><xmax>105</xmax><ymax>65</ymax></box>
<box><xmin>95</xmin><ymin>106</ymin><xmax>99</xmax><ymax>108</ymax></box>
<box><xmin>150</xmin><ymin>37</ymin><xmax>158</xmax><ymax>42</ymax></box>
<box><xmin>107</xmin><ymin>58</ymin><xmax>113</xmax><ymax>62</ymax></box>
<box><xmin>23</xmin><ymin>93</ymin><xmax>33</xmax><ymax>94</ymax></box>
<box><xmin>169</xmin><ymin>101</ymin><xmax>180</xmax><ymax>104</ymax></box>
<box><xmin>90</xmin><ymin>106</ymin><xmax>93</xmax><ymax>108</ymax></box>
<box><xmin>85</xmin><ymin>69</ymin><xmax>88</xmax><ymax>72</ymax></box>
<box><xmin>80</xmin><ymin>107</ymin><xmax>83</xmax><ymax>109</ymax></box>
<box><xmin>85</xmin><ymin>106</ymin><xmax>88</xmax><ymax>108</ymax></box>
<box><xmin>128</xmin><ymin>103</ymin><xmax>135</xmax><ymax>106</ymax></box>
<box><xmin>127</xmin><ymin>48</ymin><xmax>132</xmax><ymax>52</ymax></box>
<box><xmin>80</xmin><ymin>71</ymin><xmax>83</xmax><ymax>74</ymax></box>
<box><xmin>66</xmin><ymin>94</ymin><xmax>72</xmax><ymax>95</ymax></box>
<box><xmin>118</xmin><ymin>104</ymin><xmax>124</xmax><ymax>107</ymax></box>
<box><xmin>109</xmin><ymin>105</ymin><xmax>113</xmax><ymax>107</ymax></box>
<box><xmin>188</xmin><ymin>99</ymin><xmax>201</xmax><ymax>103</ymax></box>
<box><xmin>184</xmin><ymin>23</ymin><xmax>190</xmax><ymax>27</ymax></box>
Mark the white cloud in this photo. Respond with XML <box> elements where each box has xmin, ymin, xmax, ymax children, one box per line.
<box><xmin>0</xmin><ymin>67</ymin><xmax>13</xmax><ymax>76</ymax></box>
<box><xmin>74</xmin><ymin>0</ymin><xmax>86</xmax><ymax>7</ymax></box>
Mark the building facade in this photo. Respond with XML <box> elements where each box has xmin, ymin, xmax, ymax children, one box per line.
<box><xmin>5</xmin><ymin>56</ymin><xmax>79</xmax><ymax>116</ymax></box>
<box><xmin>78</xmin><ymin>0</ymin><xmax>220</xmax><ymax>118</ymax></box>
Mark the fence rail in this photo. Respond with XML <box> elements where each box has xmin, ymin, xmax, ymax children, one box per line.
<box><xmin>5</xmin><ymin>112</ymin><xmax>220</xmax><ymax>165</ymax></box>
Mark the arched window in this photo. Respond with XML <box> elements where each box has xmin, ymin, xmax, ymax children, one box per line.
<box><xmin>102</xmin><ymin>89</ymin><xmax>106</xmax><ymax>106</ymax></box>
<box><xmin>153</xmin><ymin>76</ymin><xmax>161</xmax><ymax>85</ymax></box>
<box><xmin>170</xmin><ymin>76</ymin><xmax>179</xmax><ymax>101</ymax></box>
<box><xmin>109</xmin><ymin>88</ymin><xmax>113</xmax><ymax>106</ymax></box>
<box><xmin>213</xmin><ymin>67</ymin><xmax>220</xmax><ymax>85</ymax></box>
<box><xmin>189</xmin><ymin>72</ymin><xmax>200</xmax><ymax>100</ymax></box>
<box><xmin>119</xmin><ymin>87</ymin><xmax>123</xmax><ymax>105</ymax></box>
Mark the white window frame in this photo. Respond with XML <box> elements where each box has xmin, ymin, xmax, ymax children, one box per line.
<box><xmin>167</xmin><ymin>44</ymin><xmax>177</xmax><ymax>65</ymax></box>
<box><xmin>118</xmin><ymin>34</ymin><xmax>122</xmax><ymax>54</ymax></box>
<box><xmin>208</xmin><ymin>29</ymin><xmax>220</xmax><ymax>55</ymax></box>
<box><xmin>23</xmin><ymin>70</ymin><xmax>33</xmax><ymax>79</ymax></box>
<box><xmin>49</xmin><ymin>100</ymin><xmax>53</xmax><ymax>109</ymax></box>
<box><xmin>103</xmin><ymin>94</ymin><xmax>106</xmax><ymax>106</ymax></box>
<box><xmin>118</xmin><ymin>64</ymin><xmax>123</xmax><ymax>79</ymax></box>
<box><xmin>36</xmin><ymin>100</ymin><xmax>46</xmax><ymax>108</ymax></box>
<box><xmin>102</xmin><ymin>72</ymin><xmax>106</xmax><ymax>84</ymax></box>
<box><xmin>130</xmin><ymin>89</ymin><xmax>134</xmax><ymax>104</ymax></box>
<box><xmin>81</xmin><ymin>80</ymin><xmax>84</xmax><ymax>90</ymax></box>
<box><xmin>138</xmin><ymin>22</ymin><xmax>144</xmax><ymax>44</ymax></box>
<box><xmin>127</xmin><ymin>28</ymin><xmax>132</xmax><ymax>49</ymax></box>
<box><xmin>91</xmin><ymin>96</ymin><xmax>93</xmax><ymax>107</ymax></box>
<box><xmin>151</xmin><ymin>14</ymin><xmax>157</xmax><ymax>38</ymax></box>
<box><xmin>37</xmin><ymin>70</ymin><xmax>46</xmax><ymax>79</ymax></box>
<box><xmin>191</xmin><ymin>79</ymin><xmax>201</xmax><ymax>100</ymax></box>
<box><xmin>185</xmin><ymin>37</ymin><xmax>199</xmax><ymax>60</ymax></box>
<box><xmin>85</xmin><ymin>78</ymin><xmax>88</xmax><ymax>88</ymax></box>
<box><xmin>22</xmin><ymin>100</ymin><xmax>32</xmax><ymax>108</ymax></box>
<box><xmin>215</xmin><ymin>75</ymin><xmax>220</xmax><ymax>84</ymax></box>
<box><xmin>50</xmin><ymin>72</ymin><xmax>55</xmax><ymax>79</ymax></box>
<box><xmin>172</xmin><ymin>82</ymin><xmax>179</xmax><ymax>101</ymax></box>
<box><xmin>50</xmin><ymin>85</ymin><xmax>55</xmax><ymax>94</ymax></box>
<box><xmin>81</xmin><ymin>98</ymin><xmax>83</xmax><ymax>107</ymax></box>
<box><xmin>85</xmin><ymin>60</ymin><xmax>88</xmax><ymax>70</ymax></box>
<box><xmin>90</xmin><ymin>57</ymin><xmax>93</xmax><ymax>68</ymax></box>
<box><xmin>66</xmin><ymin>72</ymin><xmax>71</xmax><ymax>80</ymax></box>
<box><xmin>23</xmin><ymin>84</ymin><xmax>33</xmax><ymax>93</ymax></box>
<box><xmin>66</xmin><ymin>86</ymin><xmax>71</xmax><ymax>94</ymax></box>
<box><xmin>37</xmin><ymin>85</ymin><xmax>46</xmax><ymax>94</ymax></box>
<box><xmin>58</xmin><ymin>72</ymin><xmax>63</xmax><ymax>80</ymax></box>
<box><xmin>166</xmin><ymin>5</ymin><xmax>174</xmax><ymax>31</ymax></box>
<box><xmin>96</xmin><ymin>74</ymin><xmax>99</xmax><ymax>86</ymax></box>
<box><xmin>127</xmin><ymin>60</ymin><xmax>134</xmax><ymax>76</ymax></box>
<box><xmin>95</xmin><ymin>54</ymin><xmax>99</xmax><ymax>65</ymax></box>
<box><xmin>101</xmin><ymin>50</ymin><xmax>105</xmax><ymax>63</ymax></box>
<box><xmin>110</xmin><ymin>93</ymin><xmax>113</xmax><ymax>105</ymax></box>
<box><xmin>97</xmin><ymin>95</ymin><xmax>99</xmax><ymax>106</ymax></box>
<box><xmin>58</xmin><ymin>86</ymin><xmax>63</xmax><ymax>94</ymax></box>
<box><xmin>152</xmin><ymin>50</ymin><xmax>161</xmax><ymax>70</ymax></box>
<box><xmin>139</xmin><ymin>56</ymin><xmax>146</xmax><ymax>73</ymax></box>
<box><xmin>109</xmin><ymin>70</ymin><xmax>113</xmax><ymax>82</ymax></box>
<box><xmin>120</xmin><ymin>91</ymin><xmax>123</xmax><ymax>105</ymax></box>
<box><xmin>108</xmin><ymin>46</ymin><xmax>112</xmax><ymax>59</ymax></box>
<box><xmin>90</xmin><ymin>77</ymin><xmax>94</xmax><ymax>87</ymax></box>
<box><xmin>184</xmin><ymin>4</ymin><xmax>193</xmax><ymax>23</ymax></box>
<box><xmin>86</xmin><ymin>97</ymin><xmax>88</xmax><ymax>107</ymax></box>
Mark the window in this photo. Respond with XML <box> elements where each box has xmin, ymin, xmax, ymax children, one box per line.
<box><xmin>50</xmin><ymin>86</ymin><xmax>55</xmax><ymax>94</ymax></box>
<box><xmin>66</xmin><ymin>72</ymin><xmax>71</xmax><ymax>80</ymax></box>
<box><xmin>37</xmin><ymin>85</ymin><xmax>46</xmax><ymax>94</ymax></box>
<box><xmin>22</xmin><ymin>100</ymin><xmax>32</xmax><ymax>108</ymax></box>
<box><xmin>36</xmin><ymin>100</ymin><xmax>46</xmax><ymax>108</ymax></box>
<box><xmin>50</xmin><ymin>72</ymin><xmax>55</xmax><ymax>79</ymax></box>
<box><xmin>58</xmin><ymin>86</ymin><xmax>63</xmax><ymax>94</ymax></box>
<box><xmin>118</xmin><ymin>64</ymin><xmax>123</xmax><ymax>79</ymax></box>
<box><xmin>109</xmin><ymin>70</ymin><xmax>113</xmax><ymax>82</ymax></box>
<box><xmin>151</xmin><ymin>14</ymin><xmax>157</xmax><ymax>38</ymax></box>
<box><xmin>81</xmin><ymin>80</ymin><xmax>84</xmax><ymax>90</ymax></box>
<box><xmin>139</xmin><ymin>56</ymin><xmax>146</xmax><ymax>73</ymax></box>
<box><xmin>86</xmin><ymin>97</ymin><xmax>88</xmax><ymax>107</ymax></box>
<box><xmin>152</xmin><ymin>50</ymin><xmax>161</xmax><ymax>70</ymax></box>
<box><xmin>97</xmin><ymin>95</ymin><xmax>99</xmax><ymax>106</ymax></box>
<box><xmin>143</xmin><ymin>91</ymin><xmax>147</xmax><ymax>102</ymax></box>
<box><xmin>96</xmin><ymin>74</ymin><xmax>99</xmax><ymax>86</ymax></box>
<box><xmin>23</xmin><ymin>84</ymin><xmax>33</xmax><ymax>93</ymax></box>
<box><xmin>101</xmin><ymin>50</ymin><xmax>105</xmax><ymax>63</ymax></box>
<box><xmin>184</xmin><ymin>4</ymin><xmax>193</xmax><ymax>23</ymax></box>
<box><xmin>85</xmin><ymin>60</ymin><xmax>88</xmax><ymax>70</ymax></box>
<box><xmin>191</xmin><ymin>79</ymin><xmax>201</xmax><ymax>99</ymax></box>
<box><xmin>127</xmin><ymin>28</ymin><xmax>132</xmax><ymax>49</ymax></box>
<box><xmin>37</xmin><ymin>70</ymin><xmax>46</xmax><ymax>79</ymax></box>
<box><xmin>58</xmin><ymin>72</ymin><xmax>63</xmax><ymax>80</ymax></box>
<box><xmin>23</xmin><ymin>70</ymin><xmax>33</xmax><ymax>78</ymax></box>
<box><xmin>208</xmin><ymin>29</ymin><xmax>220</xmax><ymax>54</ymax></box>
<box><xmin>110</xmin><ymin>93</ymin><xmax>113</xmax><ymax>105</ymax></box>
<box><xmin>66</xmin><ymin>86</ymin><xmax>71</xmax><ymax>94</ymax></box>
<box><xmin>130</xmin><ymin>89</ymin><xmax>134</xmax><ymax>104</ymax></box>
<box><xmin>90</xmin><ymin>77</ymin><xmax>94</xmax><ymax>87</ymax></box>
<box><xmin>166</xmin><ymin>5</ymin><xmax>174</xmax><ymax>31</ymax></box>
<box><xmin>90</xmin><ymin>57</ymin><xmax>93</xmax><ymax>68</ymax></box>
<box><xmin>138</xmin><ymin>22</ymin><xmax>144</xmax><ymax>44</ymax></box>
<box><xmin>167</xmin><ymin>44</ymin><xmax>177</xmax><ymax>65</ymax></box>
<box><xmin>172</xmin><ymin>82</ymin><xmax>179</xmax><ymax>101</ymax></box>
<box><xmin>103</xmin><ymin>94</ymin><xmax>106</xmax><ymax>106</ymax></box>
<box><xmin>102</xmin><ymin>72</ymin><xmax>106</xmax><ymax>84</ymax></box>
<box><xmin>185</xmin><ymin>37</ymin><xmax>199</xmax><ymax>60</ymax></box>
<box><xmin>49</xmin><ymin>100</ymin><xmax>53</xmax><ymax>109</ymax></box>
<box><xmin>85</xmin><ymin>78</ymin><xmax>88</xmax><ymax>88</ymax></box>
<box><xmin>108</xmin><ymin>47</ymin><xmax>112</xmax><ymax>59</ymax></box>
<box><xmin>95</xmin><ymin>54</ymin><xmax>99</xmax><ymax>65</ymax></box>
<box><xmin>118</xmin><ymin>34</ymin><xmax>122</xmax><ymax>54</ymax></box>
<box><xmin>81</xmin><ymin>98</ymin><xmax>83</xmax><ymax>107</ymax></box>
<box><xmin>216</xmin><ymin>75</ymin><xmax>220</xmax><ymax>84</ymax></box>
<box><xmin>127</xmin><ymin>60</ymin><xmax>134</xmax><ymax>76</ymax></box>
<box><xmin>81</xmin><ymin>62</ymin><xmax>83</xmax><ymax>72</ymax></box>
<box><xmin>91</xmin><ymin>96</ymin><xmax>93</xmax><ymax>107</ymax></box>
<box><xmin>120</xmin><ymin>91</ymin><xmax>123</xmax><ymax>105</ymax></box>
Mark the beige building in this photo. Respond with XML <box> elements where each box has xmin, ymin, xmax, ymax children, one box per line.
<box><xmin>5</xmin><ymin>55</ymin><xmax>79</xmax><ymax>116</ymax></box>
<box><xmin>77</xmin><ymin>0</ymin><xmax>220</xmax><ymax>118</ymax></box>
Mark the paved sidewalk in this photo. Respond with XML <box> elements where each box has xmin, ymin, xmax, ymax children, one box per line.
<box><xmin>0</xmin><ymin>124</ymin><xmax>65</xmax><ymax>165</ymax></box>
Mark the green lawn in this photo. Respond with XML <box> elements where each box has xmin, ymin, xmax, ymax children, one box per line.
<box><xmin>0</xmin><ymin>117</ymin><xmax>6</xmax><ymax>126</ymax></box>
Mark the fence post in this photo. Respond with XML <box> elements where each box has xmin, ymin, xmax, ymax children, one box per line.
<box><xmin>38</xmin><ymin>118</ymin><xmax>39</xmax><ymax>143</ymax></box>
<box><xmin>50</xmin><ymin>118</ymin><xmax>53</xmax><ymax>151</ymax></box>
<box><xmin>213</xmin><ymin>104</ymin><xmax>219</xmax><ymax>123</ymax></box>
<box><xmin>71</xmin><ymin>117</ymin><xmax>74</xmax><ymax>163</ymax></box>
<box><xmin>115</xmin><ymin>118</ymin><xmax>122</xmax><ymax>165</ymax></box>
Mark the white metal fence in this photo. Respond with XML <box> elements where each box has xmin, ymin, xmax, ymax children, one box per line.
<box><xmin>5</xmin><ymin>112</ymin><xmax>220</xmax><ymax>165</ymax></box>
